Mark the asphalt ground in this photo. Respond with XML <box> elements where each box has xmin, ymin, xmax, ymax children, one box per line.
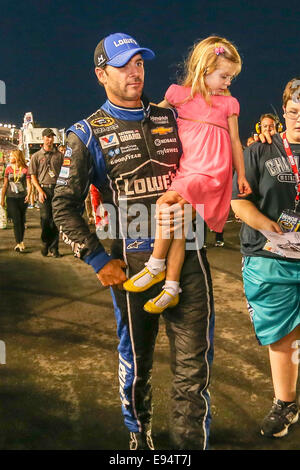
<box><xmin>0</xmin><ymin>208</ymin><xmax>299</xmax><ymax>452</ymax></box>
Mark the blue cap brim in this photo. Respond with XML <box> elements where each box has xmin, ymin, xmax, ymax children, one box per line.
<box><xmin>107</xmin><ymin>48</ymin><xmax>155</xmax><ymax>67</ymax></box>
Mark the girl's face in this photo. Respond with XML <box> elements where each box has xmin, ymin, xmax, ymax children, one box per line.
<box><xmin>205</xmin><ymin>57</ymin><xmax>238</xmax><ymax>95</ymax></box>
<box><xmin>9</xmin><ymin>153</ymin><xmax>16</xmax><ymax>164</ymax></box>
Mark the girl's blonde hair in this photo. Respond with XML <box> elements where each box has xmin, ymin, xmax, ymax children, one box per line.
<box><xmin>10</xmin><ymin>149</ymin><xmax>27</xmax><ymax>169</ymax></box>
<box><xmin>182</xmin><ymin>36</ymin><xmax>242</xmax><ymax>104</ymax></box>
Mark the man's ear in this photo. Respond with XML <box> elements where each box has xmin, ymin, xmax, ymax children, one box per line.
<box><xmin>95</xmin><ymin>67</ymin><xmax>106</xmax><ymax>86</ymax></box>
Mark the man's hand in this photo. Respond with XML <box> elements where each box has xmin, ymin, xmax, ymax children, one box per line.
<box><xmin>253</xmin><ymin>131</ymin><xmax>273</xmax><ymax>144</ymax></box>
<box><xmin>97</xmin><ymin>259</ymin><xmax>127</xmax><ymax>288</ymax></box>
<box><xmin>156</xmin><ymin>190</ymin><xmax>187</xmax><ymax>208</ymax></box>
<box><xmin>259</xmin><ymin>219</ymin><xmax>283</xmax><ymax>234</ymax></box>
<box><xmin>155</xmin><ymin>191</ymin><xmax>195</xmax><ymax>236</ymax></box>
<box><xmin>38</xmin><ymin>190</ymin><xmax>47</xmax><ymax>203</ymax></box>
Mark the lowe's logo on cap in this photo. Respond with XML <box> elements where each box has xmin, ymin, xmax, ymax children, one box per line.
<box><xmin>114</xmin><ymin>37</ymin><xmax>138</xmax><ymax>48</ymax></box>
<box><xmin>94</xmin><ymin>32</ymin><xmax>155</xmax><ymax>68</ymax></box>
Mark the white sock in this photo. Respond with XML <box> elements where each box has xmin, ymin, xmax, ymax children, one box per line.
<box><xmin>153</xmin><ymin>282</ymin><xmax>181</xmax><ymax>307</ymax></box>
<box><xmin>164</xmin><ymin>280</ymin><xmax>181</xmax><ymax>296</ymax></box>
<box><xmin>131</xmin><ymin>256</ymin><xmax>166</xmax><ymax>288</ymax></box>
<box><xmin>146</xmin><ymin>255</ymin><xmax>166</xmax><ymax>274</ymax></box>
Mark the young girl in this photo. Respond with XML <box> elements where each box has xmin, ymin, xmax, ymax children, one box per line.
<box><xmin>1</xmin><ymin>150</ymin><xmax>31</xmax><ymax>252</ymax></box>
<box><xmin>123</xmin><ymin>36</ymin><xmax>251</xmax><ymax>313</ymax></box>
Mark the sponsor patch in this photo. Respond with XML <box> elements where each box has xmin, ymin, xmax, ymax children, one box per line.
<box><xmin>56</xmin><ymin>178</ymin><xmax>68</xmax><ymax>186</ymax></box>
<box><xmin>74</xmin><ymin>122</ymin><xmax>86</xmax><ymax>133</ymax></box>
<box><xmin>63</xmin><ymin>158</ymin><xmax>71</xmax><ymax>166</ymax></box>
<box><xmin>65</xmin><ymin>146</ymin><xmax>72</xmax><ymax>157</ymax></box>
<box><xmin>108</xmin><ymin>148</ymin><xmax>121</xmax><ymax>158</ymax></box>
<box><xmin>157</xmin><ymin>147</ymin><xmax>179</xmax><ymax>156</ymax></box>
<box><xmin>110</xmin><ymin>153</ymin><xmax>142</xmax><ymax>165</ymax></box>
<box><xmin>150</xmin><ymin>115</ymin><xmax>169</xmax><ymax>124</ymax></box>
<box><xmin>100</xmin><ymin>133</ymin><xmax>119</xmax><ymax>149</ymax></box>
<box><xmin>59</xmin><ymin>167</ymin><xmax>70</xmax><ymax>178</ymax></box>
<box><xmin>90</xmin><ymin>117</ymin><xmax>115</xmax><ymax>127</ymax></box>
<box><xmin>154</xmin><ymin>137</ymin><xmax>177</xmax><ymax>146</ymax></box>
<box><xmin>151</xmin><ymin>127</ymin><xmax>173</xmax><ymax>135</ymax></box>
<box><xmin>120</xmin><ymin>144</ymin><xmax>139</xmax><ymax>153</ymax></box>
<box><xmin>93</xmin><ymin>124</ymin><xmax>119</xmax><ymax>135</ymax></box>
<box><xmin>119</xmin><ymin>130</ymin><xmax>142</xmax><ymax>142</ymax></box>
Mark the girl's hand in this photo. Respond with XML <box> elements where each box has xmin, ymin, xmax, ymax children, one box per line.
<box><xmin>0</xmin><ymin>200</ymin><xmax>5</xmax><ymax>208</ymax></box>
<box><xmin>237</xmin><ymin>176</ymin><xmax>252</xmax><ymax>197</ymax></box>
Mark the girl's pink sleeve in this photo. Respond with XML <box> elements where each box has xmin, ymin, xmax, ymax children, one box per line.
<box><xmin>165</xmin><ymin>84</ymin><xmax>179</xmax><ymax>106</ymax></box>
<box><xmin>227</xmin><ymin>97</ymin><xmax>240</xmax><ymax>117</ymax></box>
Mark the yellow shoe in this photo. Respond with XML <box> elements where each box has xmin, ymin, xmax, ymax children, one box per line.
<box><xmin>123</xmin><ymin>267</ymin><xmax>166</xmax><ymax>293</ymax></box>
<box><xmin>143</xmin><ymin>290</ymin><xmax>179</xmax><ymax>314</ymax></box>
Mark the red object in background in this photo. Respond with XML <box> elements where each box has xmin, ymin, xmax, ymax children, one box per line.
<box><xmin>90</xmin><ymin>184</ymin><xmax>109</xmax><ymax>227</ymax></box>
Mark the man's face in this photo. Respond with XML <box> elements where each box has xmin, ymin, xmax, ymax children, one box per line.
<box><xmin>95</xmin><ymin>54</ymin><xmax>144</xmax><ymax>107</ymax></box>
<box><xmin>284</xmin><ymin>100</ymin><xmax>300</xmax><ymax>143</ymax></box>
<box><xmin>43</xmin><ymin>135</ymin><xmax>54</xmax><ymax>149</ymax></box>
<box><xmin>261</xmin><ymin>117</ymin><xmax>276</xmax><ymax>134</ymax></box>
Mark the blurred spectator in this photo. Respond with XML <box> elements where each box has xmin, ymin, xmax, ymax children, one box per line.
<box><xmin>29</xmin><ymin>128</ymin><xmax>63</xmax><ymax>257</ymax></box>
<box><xmin>0</xmin><ymin>150</ymin><xmax>31</xmax><ymax>251</ymax></box>
<box><xmin>58</xmin><ymin>144</ymin><xmax>66</xmax><ymax>155</ymax></box>
<box><xmin>247</xmin><ymin>113</ymin><xmax>283</xmax><ymax>147</ymax></box>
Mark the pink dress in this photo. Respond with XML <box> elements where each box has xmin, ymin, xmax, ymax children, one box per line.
<box><xmin>166</xmin><ymin>84</ymin><xmax>240</xmax><ymax>232</ymax></box>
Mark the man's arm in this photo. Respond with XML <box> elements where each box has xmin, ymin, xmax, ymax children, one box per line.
<box><xmin>52</xmin><ymin>132</ymin><xmax>126</xmax><ymax>287</ymax></box>
<box><xmin>28</xmin><ymin>154</ymin><xmax>47</xmax><ymax>203</ymax></box>
<box><xmin>231</xmin><ymin>199</ymin><xmax>282</xmax><ymax>233</ymax></box>
<box><xmin>31</xmin><ymin>174</ymin><xmax>47</xmax><ymax>203</ymax></box>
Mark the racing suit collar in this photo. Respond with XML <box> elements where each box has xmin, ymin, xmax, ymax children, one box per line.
<box><xmin>101</xmin><ymin>95</ymin><xmax>150</xmax><ymax>121</ymax></box>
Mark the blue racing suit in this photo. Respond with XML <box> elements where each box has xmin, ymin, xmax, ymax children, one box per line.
<box><xmin>52</xmin><ymin>96</ymin><xmax>215</xmax><ymax>449</ymax></box>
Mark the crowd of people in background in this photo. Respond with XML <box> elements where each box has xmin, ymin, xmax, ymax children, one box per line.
<box><xmin>0</xmin><ymin>112</ymin><xmax>282</xmax><ymax>252</ymax></box>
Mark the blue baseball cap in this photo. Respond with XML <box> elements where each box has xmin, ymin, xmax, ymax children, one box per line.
<box><xmin>94</xmin><ymin>32</ymin><xmax>155</xmax><ymax>68</ymax></box>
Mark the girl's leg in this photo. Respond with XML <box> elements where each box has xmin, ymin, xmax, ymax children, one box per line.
<box><xmin>166</xmin><ymin>237</ymin><xmax>185</xmax><ymax>282</ymax></box>
<box><xmin>123</xmin><ymin>205</ymin><xmax>174</xmax><ymax>291</ymax></box>
<box><xmin>7</xmin><ymin>198</ymin><xmax>22</xmax><ymax>244</ymax></box>
<box><xmin>20</xmin><ymin>198</ymin><xmax>27</xmax><ymax>242</ymax></box>
<box><xmin>143</xmin><ymin>237</ymin><xmax>185</xmax><ymax>314</ymax></box>
<box><xmin>268</xmin><ymin>325</ymin><xmax>300</xmax><ymax>402</ymax></box>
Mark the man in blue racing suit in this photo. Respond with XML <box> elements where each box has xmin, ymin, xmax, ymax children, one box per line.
<box><xmin>52</xmin><ymin>32</ymin><xmax>215</xmax><ymax>450</ymax></box>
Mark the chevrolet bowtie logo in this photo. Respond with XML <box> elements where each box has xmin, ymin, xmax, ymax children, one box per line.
<box><xmin>151</xmin><ymin>127</ymin><xmax>173</xmax><ymax>135</ymax></box>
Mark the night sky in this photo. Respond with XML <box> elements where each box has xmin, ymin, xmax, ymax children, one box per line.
<box><xmin>1</xmin><ymin>0</ymin><xmax>300</xmax><ymax>142</ymax></box>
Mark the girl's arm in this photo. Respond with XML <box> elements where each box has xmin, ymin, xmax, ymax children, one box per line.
<box><xmin>158</xmin><ymin>99</ymin><xmax>172</xmax><ymax>108</ymax></box>
<box><xmin>1</xmin><ymin>177</ymin><xmax>8</xmax><ymax>207</ymax></box>
<box><xmin>228</xmin><ymin>114</ymin><xmax>252</xmax><ymax>196</ymax></box>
